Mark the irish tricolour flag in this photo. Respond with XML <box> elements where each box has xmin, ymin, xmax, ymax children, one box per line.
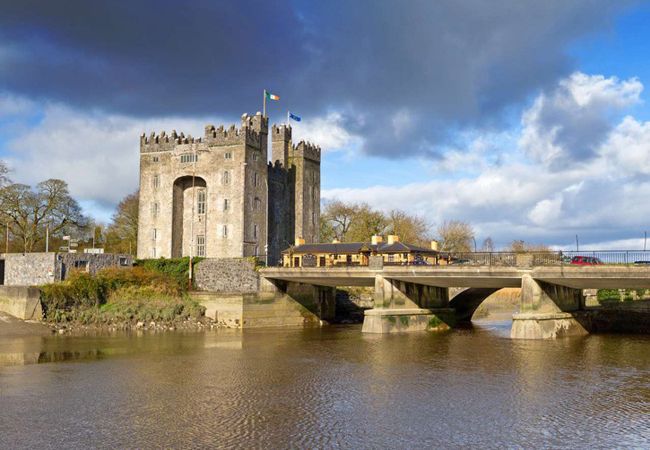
<box><xmin>265</xmin><ymin>90</ymin><xmax>280</xmax><ymax>101</ymax></box>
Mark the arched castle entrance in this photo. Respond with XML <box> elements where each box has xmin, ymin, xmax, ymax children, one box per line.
<box><xmin>172</xmin><ymin>176</ymin><xmax>207</xmax><ymax>258</ymax></box>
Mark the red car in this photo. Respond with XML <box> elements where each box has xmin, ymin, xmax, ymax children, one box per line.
<box><xmin>570</xmin><ymin>256</ymin><xmax>604</xmax><ymax>265</ymax></box>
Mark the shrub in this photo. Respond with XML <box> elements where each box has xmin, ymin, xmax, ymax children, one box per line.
<box><xmin>135</xmin><ymin>257</ymin><xmax>203</xmax><ymax>291</ymax></box>
<box><xmin>597</xmin><ymin>289</ymin><xmax>620</xmax><ymax>304</ymax></box>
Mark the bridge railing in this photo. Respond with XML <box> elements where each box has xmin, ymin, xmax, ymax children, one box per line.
<box><xmin>445</xmin><ymin>250</ymin><xmax>650</xmax><ymax>267</ymax></box>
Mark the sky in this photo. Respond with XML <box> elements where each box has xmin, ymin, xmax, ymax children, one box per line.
<box><xmin>1</xmin><ymin>0</ymin><xmax>650</xmax><ymax>249</ymax></box>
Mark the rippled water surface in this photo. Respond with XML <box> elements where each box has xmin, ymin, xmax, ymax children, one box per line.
<box><xmin>1</xmin><ymin>321</ymin><xmax>649</xmax><ymax>449</ymax></box>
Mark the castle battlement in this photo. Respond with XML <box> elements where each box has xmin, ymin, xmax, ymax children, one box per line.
<box><xmin>140</xmin><ymin>131</ymin><xmax>203</xmax><ymax>152</ymax></box>
<box><xmin>292</xmin><ymin>140</ymin><xmax>321</xmax><ymax>162</ymax></box>
<box><xmin>271</xmin><ymin>124</ymin><xmax>292</xmax><ymax>141</ymax></box>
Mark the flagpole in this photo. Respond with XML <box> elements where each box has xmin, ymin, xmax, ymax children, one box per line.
<box><xmin>263</xmin><ymin>89</ymin><xmax>267</xmax><ymax>117</ymax></box>
<box><xmin>287</xmin><ymin>110</ymin><xmax>290</xmax><ymax>126</ymax></box>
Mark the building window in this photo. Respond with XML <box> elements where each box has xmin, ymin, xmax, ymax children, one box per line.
<box><xmin>196</xmin><ymin>235</ymin><xmax>205</xmax><ymax>257</ymax></box>
<box><xmin>224</xmin><ymin>152</ymin><xmax>232</xmax><ymax>160</ymax></box>
<box><xmin>151</xmin><ymin>247</ymin><xmax>157</xmax><ymax>258</ymax></box>
<box><xmin>254</xmin><ymin>197</ymin><xmax>261</xmax><ymax>211</ymax></box>
<box><xmin>74</xmin><ymin>260</ymin><xmax>89</xmax><ymax>271</ymax></box>
<box><xmin>119</xmin><ymin>257</ymin><xmax>129</xmax><ymax>266</ymax></box>
<box><xmin>152</xmin><ymin>156</ymin><xmax>159</xmax><ymax>162</ymax></box>
<box><xmin>151</xmin><ymin>202</ymin><xmax>159</xmax><ymax>218</ymax></box>
<box><xmin>254</xmin><ymin>245</ymin><xmax>259</xmax><ymax>256</ymax></box>
<box><xmin>180</xmin><ymin>153</ymin><xmax>198</xmax><ymax>163</ymax></box>
<box><xmin>253</xmin><ymin>224</ymin><xmax>258</xmax><ymax>239</ymax></box>
<box><xmin>197</xmin><ymin>190</ymin><xmax>206</xmax><ymax>215</ymax></box>
<box><xmin>152</xmin><ymin>228</ymin><xmax>158</xmax><ymax>240</ymax></box>
<box><xmin>311</xmin><ymin>211</ymin><xmax>315</xmax><ymax>226</ymax></box>
<box><xmin>223</xmin><ymin>198</ymin><xmax>229</xmax><ymax>211</ymax></box>
<box><xmin>388</xmin><ymin>254</ymin><xmax>394</xmax><ymax>262</ymax></box>
<box><xmin>253</xmin><ymin>172</ymin><xmax>259</xmax><ymax>187</ymax></box>
<box><xmin>152</xmin><ymin>174</ymin><xmax>160</xmax><ymax>189</ymax></box>
<box><xmin>223</xmin><ymin>171</ymin><xmax>230</xmax><ymax>185</ymax></box>
<box><xmin>222</xmin><ymin>225</ymin><xmax>228</xmax><ymax>238</ymax></box>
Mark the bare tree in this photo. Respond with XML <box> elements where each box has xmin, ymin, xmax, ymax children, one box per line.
<box><xmin>386</xmin><ymin>209</ymin><xmax>431</xmax><ymax>246</ymax></box>
<box><xmin>346</xmin><ymin>203</ymin><xmax>388</xmax><ymax>242</ymax></box>
<box><xmin>509</xmin><ymin>240</ymin><xmax>550</xmax><ymax>253</ymax></box>
<box><xmin>0</xmin><ymin>179</ymin><xmax>88</xmax><ymax>252</ymax></box>
<box><xmin>321</xmin><ymin>200</ymin><xmax>359</xmax><ymax>241</ymax></box>
<box><xmin>482</xmin><ymin>237</ymin><xmax>495</xmax><ymax>252</ymax></box>
<box><xmin>437</xmin><ymin>220</ymin><xmax>475</xmax><ymax>252</ymax></box>
<box><xmin>105</xmin><ymin>191</ymin><xmax>139</xmax><ymax>254</ymax></box>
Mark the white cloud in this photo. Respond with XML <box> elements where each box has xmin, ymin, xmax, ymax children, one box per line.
<box><xmin>3</xmin><ymin>102</ymin><xmax>212</xmax><ymax>211</ymax></box>
<box><xmin>291</xmin><ymin>112</ymin><xmax>363</xmax><ymax>151</ymax></box>
<box><xmin>324</xmin><ymin>72</ymin><xmax>650</xmax><ymax>248</ymax></box>
<box><xmin>519</xmin><ymin>72</ymin><xmax>643</xmax><ymax>166</ymax></box>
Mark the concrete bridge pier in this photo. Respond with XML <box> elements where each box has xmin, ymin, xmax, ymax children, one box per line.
<box><xmin>260</xmin><ymin>277</ymin><xmax>337</xmax><ymax>324</ymax></box>
<box><xmin>362</xmin><ymin>275</ymin><xmax>455</xmax><ymax>333</ymax></box>
<box><xmin>511</xmin><ymin>274</ymin><xmax>589</xmax><ymax>339</ymax></box>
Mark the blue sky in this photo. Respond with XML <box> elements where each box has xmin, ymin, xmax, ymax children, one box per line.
<box><xmin>1</xmin><ymin>1</ymin><xmax>650</xmax><ymax>249</ymax></box>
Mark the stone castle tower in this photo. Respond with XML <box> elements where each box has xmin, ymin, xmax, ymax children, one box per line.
<box><xmin>137</xmin><ymin>112</ymin><xmax>320</xmax><ymax>265</ymax></box>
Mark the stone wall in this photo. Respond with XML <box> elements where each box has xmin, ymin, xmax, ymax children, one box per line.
<box><xmin>59</xmin><ymin>253</ymin><xmax>133</xmax><ymax>279</ymax></box>
<box><xmin>3</xmin><ymin>253</ymin><xmax>57</xmax><ymax>286</ymax></box>
<box><xmin>194</xmin><ymin>258</ymin><xmax>260</xmax><ymax>293</ymax></box>
<box><xmin>1</xmin><ymin>252</ymin><xmax>132</xmax><ymax>286</ymax></box>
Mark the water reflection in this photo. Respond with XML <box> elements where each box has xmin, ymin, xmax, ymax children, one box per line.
<box><xmin>0</xmin><ymin>325</ymin><xmax>648</xmax><ymax>448</ymax></box>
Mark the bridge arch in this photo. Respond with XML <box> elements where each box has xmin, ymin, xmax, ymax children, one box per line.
<box><xmin>449</xmin><ymin>288</ymin><xmax>502</xmax><ymax>322</ymax></box>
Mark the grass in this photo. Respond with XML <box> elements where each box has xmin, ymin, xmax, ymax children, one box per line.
<box><xmin>40</xmin><ymin>266</ymin><xmax>205</xmax><ymax>324</ymax></box>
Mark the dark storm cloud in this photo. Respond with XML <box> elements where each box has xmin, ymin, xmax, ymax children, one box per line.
<box><xmin>0</xmin><ymin>0</ymin><xmax>633</xmax><ymax>157</ymax></box>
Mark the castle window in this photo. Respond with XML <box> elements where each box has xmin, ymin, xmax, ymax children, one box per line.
<box><xmin>253</xmin><ymin>172</ymin><xmax>259</xmax><ymax>187</ymax></box>
<box><xmin>152</xmin><ymin>175</ymin><xmax>160</xmax><ymax>189</ymax></box>
<box><xmin>180</xmin><ymin>153</ymin><xmax>198</xmax><ymax>163</ymax></box>
<box><xmin>224</xmin><ymin>152</ymin><xmax>232</xmax><ymax>160</ymax></box>
<box><xmin>151</xmin><ymin>247</ymin><xmax>157</xmax><ymax>258</ymax></box>
<box><xmin>312</xmin><ymin>212</ymin><xmax>315</xmax><ymax>226</ymax></box>
<box><xmin>197</xmin><ymin>190</ymin><xmax>206</xmax><ymax>215</ymax></box>
<box><xmin>254</xmin><ymin>197</ymin><xmax>261</xmax><ymax>211</ymax></box>
<box><xmin>223</xmin><ymin>171</ymin><xmax>230</xmax><ymax>185</ymax></box>
<box><xmin>253</xmin><ymin>224</ymin><xmax>258</xmax><ymax>239</ymax></box>
<box><xmin>152</xmin><ymin>228</ymin><xmax>158</xmax><ymax>240</ymax></box>
<box><xmin>196</xmin><ymin>235</ymin><xmax>205</xmax><ymax>257</ymax></box>
<box><xmin>223</xmin><ymin>198</ymin><xmax>229</xmax><ymax>211</ymax></box>
<box><xmin>222</xmin><ymin>225</ymin><xmax>228</xmax><ymax>238</ymax></box>
<box><xmin>254</xmin><ymin>245</ymin><xmax>259</xmax><ymax>257</ymax></box>
<box><xmin>151</xmin><ymin>202</ymin><xmax>159</xmax><ymax>218</ymax></box>
<box><xmin>152</xmin><ymin>156</ymin><xmax>159</xmax><ymax>162</ymax></box>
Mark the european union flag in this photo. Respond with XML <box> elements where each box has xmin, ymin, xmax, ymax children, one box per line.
<box><xmin>289</xmin><ymin>111</ymin><xmax>301</xmax><ymax>122</ymax></box>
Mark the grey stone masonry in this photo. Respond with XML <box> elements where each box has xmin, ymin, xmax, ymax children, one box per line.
<box><xmin>138</xmin><ymin>113</ymin><xmax>321</xmax><ymax>265</ymax></box>
<box><xmin>194</xmin><ymin>258</ymin><xmax>260</xmax><ymax>293</ymax></box>
<box><xmin>1</xmin><ymin>252</ymin><xmax>133</xmax><ymax>286</ymax></box>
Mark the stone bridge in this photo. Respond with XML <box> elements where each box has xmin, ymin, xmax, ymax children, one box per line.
<box><xmin>259</xmin><ymin>265</ymin><xmax>650</xmax><ymax>339</ymax></box>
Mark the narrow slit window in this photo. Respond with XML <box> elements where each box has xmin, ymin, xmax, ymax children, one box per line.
<box><xmin>197</xmin><ymin>190</ymin><xmax>206</xmax><ymax>215</ymax></box>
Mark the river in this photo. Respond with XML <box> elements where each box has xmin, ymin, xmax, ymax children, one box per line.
<box><xmin>1</xmin><ymin>321</ymin><xmax>649</xmax><ymax>449</ymax></box>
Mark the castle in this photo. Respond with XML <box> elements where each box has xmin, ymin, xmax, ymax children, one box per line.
<box><xmin>137</xmin><ymin>112</ymin><xmax>321</xmax><ymax>265</ymax></box>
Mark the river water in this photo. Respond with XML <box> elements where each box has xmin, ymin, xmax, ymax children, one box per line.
<box><xmin>1</xmin><ymin>321</ymin><xmax>649</xmax><ymax>449</ymax></box>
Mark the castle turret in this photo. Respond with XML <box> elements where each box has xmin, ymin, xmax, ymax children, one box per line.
<box><xmin>271</xmin><ymin>124</ymin><xmax>292</xmax><ymax>167</ymax></box>
<box><xmin>289</xmin><ymin>141</ymin><xmax>321</xmax><ymax>243</ymax></box>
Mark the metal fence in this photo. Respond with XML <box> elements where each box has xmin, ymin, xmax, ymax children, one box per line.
<box><xmin>444</xmin><ymin>251</ymin><xmax>650</xmax><ymax>267</ymax></box>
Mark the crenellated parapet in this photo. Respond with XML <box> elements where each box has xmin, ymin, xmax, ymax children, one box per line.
<box><xmin>292</xmin><ymin>141</ymin><xmax>321</xmax><ymax>162</ymax></box>
<box><xmin>202</xmin><ymin>112</ymin><xmax>267</xmax><ymax>148</ymax></box>
<box><xmin>271</xmin><ymin>124</ymin><xmax>292</xmax><ymax>142</ymax></box>
<box><xmin>140</xmin><ymin>130</ymin><xmax>202</xmax><ymax>153</ymax></box>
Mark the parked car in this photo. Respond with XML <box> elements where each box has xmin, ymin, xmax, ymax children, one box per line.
<box><xmin>634</xmin><ymin>260</ymin><xmax>650</xmax><ymax>265</ymax></box>
<box><xmin>449</xmin><ymin>258</ymin><xmax>471</xmax><ymax>265</ymax></box>
<box><xmin>570</xmin><ymin>256</ymin><xmax>604</xmax><ymax>265</ymax></box>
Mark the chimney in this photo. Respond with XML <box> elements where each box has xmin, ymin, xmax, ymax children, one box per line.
<box><xmin>371</xmin><ymin>235</ymin><xmax>383</xmax><ymax>245</ymax></box>
<box><xmin>430</xmin><ymin>240</ymin><xmax>439</xmax><ymax>251</ymax></box>
<box><xmin>387</xmin><ymin>235</ymin><xmax>400</xmax><ymax>245</ymax></box>
<box><xmin>295</xmin><ymin>237</ymin><xmax>305</xmax><ymax>247</ymax></box>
